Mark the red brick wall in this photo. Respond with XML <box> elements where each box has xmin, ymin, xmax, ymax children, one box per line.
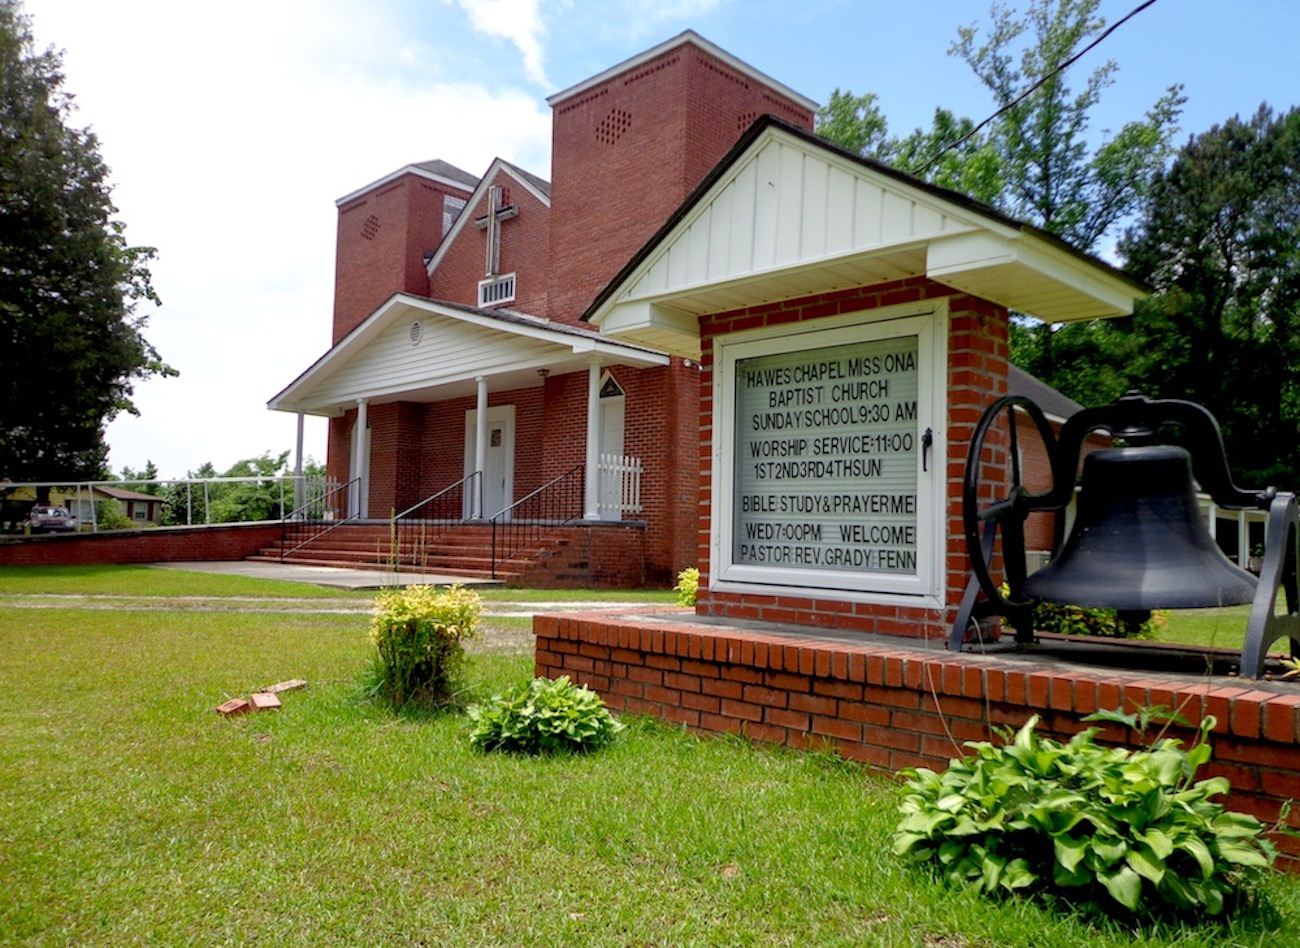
<box><xmin>695</xmin><ymin>277</ymin><xmax>1010</xmax><ymax>637</ymax></box>
<box><xmin>537</xmin><ymin>612</ymin><xmax>1300</xmax><ymax>866</ymax></box>
<box><xmin>529</xmin><ymin>361</ymin><xmax>699</xmax><ymax>583</ymax></box>
<box><xmin>427</xmin><ymin>169</ymin><xmax>551</xmax><ymax>315</ymax></box>
<box><xmin>547</xmin><ymin>42</ymin><xmax>814</xmax><ymax>323</ymax></box>
<box><xmin>333</xmin><ymin>173</ymin><xmax>473</xmax><ymax>343</ymax></box>
<box><xmin>0</xmin><ymin>523</ymin><xmax>283</xmax><ymax>567</ymax></box>
<box><xmin>326</xmin><ymin>411</ymin><xmax>354</xmax><ymax>501</ymax></box>
<box><xmin>515</xmin><ymin>523</ymin><xmax>646</xmax><ymax>588</ymax></box>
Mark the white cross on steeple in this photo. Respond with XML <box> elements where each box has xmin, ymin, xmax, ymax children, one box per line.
<box><xmin>474</xmin><ymin>184</ymin><xmax>519</xmax><ymax>277</ymax></box>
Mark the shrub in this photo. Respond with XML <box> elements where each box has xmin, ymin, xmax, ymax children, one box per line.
<box><xmin>674</xmin><ymin>566</ymin><xmax>700</xmax><ymax>606</ymax></box>
<box><xmin>894</xmin><ymin>715</ymin><xmax>1275</xmax><ymax>919</ymax></box>
<box><xmin>367</xmin><ymin>584</ymin><xmax>480</xmax><ymax>710</ymax></box>
<box><xmin>1000</xmin><ymin>583</ymin><xmax>1161</xmax><ymax>637</ymax></box>
<box><xmin>468</xmin><ymin>675</ymin><xmax>624</xmax><ymax>754</ymax></box>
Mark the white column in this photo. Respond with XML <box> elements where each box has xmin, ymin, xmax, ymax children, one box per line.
<box><xmin>293</xmin><ymin>412</ymin><xmax>305</xmax><ymax>513</ymax></box>
<box><xmin>584</xmin><ymin>359</ymin><xmax>601</xmax><ymax>521</ymax></box>
<box><xmin>474</xmin><ymin>376</ymin><xmax>488</xmax><ymax>519</ymax></box>
<box><xmin>352</xmin><ymin>398</ymin><xmax>369</xmax><ymax>518</ymax></box>
<box><xmin>1238</xmin><ymin>510</ymin><xmax>1249</xmax><ymax>566</ymax></box>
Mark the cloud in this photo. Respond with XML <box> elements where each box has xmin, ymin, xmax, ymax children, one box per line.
<box><xmin>26</xmin><ymin>0</ymin><xmax>553</xmax><ymax>476</ymax></box>
<box><xmin>445</xmin><ymin>0</ymin><xmax>550</xmax><ymax>87</ymax></box>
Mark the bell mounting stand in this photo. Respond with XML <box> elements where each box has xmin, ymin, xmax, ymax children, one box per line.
<box><xmin>949</xmin><ymin>392</ymin><xmax>1300</xmax><ymax>679</ymax></box>
<box><xmin>949</xmin><ymin>395</ymin><xmax>1058</xmax><ymax>651</ymax></box>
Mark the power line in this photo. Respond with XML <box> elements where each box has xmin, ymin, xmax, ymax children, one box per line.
<box><xmin>917</xmin><ymin>0</ymin><xmax>1161</xmax><ymax>176</ymax></box>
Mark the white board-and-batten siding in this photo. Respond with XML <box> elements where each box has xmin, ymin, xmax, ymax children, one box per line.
<box><xmin>307</xmin><ymin>316</ymin><xmax>557</xmax><ymax>405</ymax></box>
<box><xmin>621</xmin><ymin>137</ymin><xmax>975</xmax><ymax>306</ymax></box>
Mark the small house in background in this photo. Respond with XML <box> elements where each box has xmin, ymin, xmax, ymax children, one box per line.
<box><xmin>0</xmin><ymin>484</ymin><xmax>161</xmax><ymax>530</ymax></box>
<box><xmin>59</xmin><ymin>486</ymin><xmax>163</xmax><ymax>527</ymax></box>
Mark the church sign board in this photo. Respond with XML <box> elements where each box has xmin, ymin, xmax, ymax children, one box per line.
<box><xmin>710</xmin><ymin>304</ymin><xmax>947</xmax><ymax>606</ymax></box>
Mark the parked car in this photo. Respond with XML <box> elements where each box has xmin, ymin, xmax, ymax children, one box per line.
<box><xmin>27</xmin><ymin>505</ymin><xmax>79</xmax><ymax>532</ymax></box>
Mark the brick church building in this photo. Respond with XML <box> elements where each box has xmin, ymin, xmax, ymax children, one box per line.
<box><xmin>270</xmin><ymin>30</ymin><xmax>1140</xmax><ymax>593</ymax></box>
<box><xmin>270</xmin><ymin>32</ymin><xmax>818</xmax><ymax>584</ymax></box>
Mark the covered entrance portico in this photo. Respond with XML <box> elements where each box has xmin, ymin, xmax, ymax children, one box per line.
<box><xmin>267</xmin><ymin>293</ymin><xmax>669</xmax><ymax>526</ymax></box>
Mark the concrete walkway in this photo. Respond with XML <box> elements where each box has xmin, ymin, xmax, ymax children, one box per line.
<box><xmin>149</xmin><ymin>560</ymin><xmax>502</xmax><ymax>590</ymax></box>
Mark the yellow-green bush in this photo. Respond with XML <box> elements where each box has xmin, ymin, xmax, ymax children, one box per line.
<box><xmin>674</xmin><ymin>566</ymin><xmax>700</xmax><ymax>606</ymax></box>
<box><xmin>368</xmin><ymin>584</ymin><xmax>480</xmax><ymax>710</ymax></box>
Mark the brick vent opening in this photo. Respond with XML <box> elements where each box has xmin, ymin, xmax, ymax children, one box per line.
<box><xmin>360</xmin><ymin>214</ymin><xmax>381</xmax><ymax>240</ymax></box>
<box><xmin>596</xmin><ymin>108</ymin><xmax>633</xmax><ymax>145</ymax></box>
<box><xmin>737</xmin><ymin>110</ymin><xmax>758</xmax><ymax>132</ymax></box>
<box><xmin>622</xmin><ymin>55</ymin><xmax>678</xmax><ymax>88</ymax></box>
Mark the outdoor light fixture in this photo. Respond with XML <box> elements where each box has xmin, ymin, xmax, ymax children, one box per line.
<box><xmin>950</xmin><ymin>392</ymin><xmax>1300</xmax><ymax>678</ymax></box>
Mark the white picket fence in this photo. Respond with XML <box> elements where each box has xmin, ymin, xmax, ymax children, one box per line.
<box><xmin>597</xmin><ymin>453</ymin><xmax>643</xmax><ymax>516</ymax></box>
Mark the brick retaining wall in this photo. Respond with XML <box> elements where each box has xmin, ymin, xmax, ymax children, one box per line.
<box><xmin>0</xmin><ymin>523</ymin><xmax>283</xmax><ymax>567</ymax></box>
<box><xmin>536</xmin><ymin>610</ymin><xmax>1300</xmax><ymax>865</ymax></box>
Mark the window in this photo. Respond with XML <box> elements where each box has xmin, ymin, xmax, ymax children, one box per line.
<box><xmin>132</xmin><ymin>504</ymin><xmax>147</xmax><ymax>521</ymax></box>
<box><xmin>443</xmin><ymin>196</ymin><xmax>466</xmax><ymax>237</ymax></box>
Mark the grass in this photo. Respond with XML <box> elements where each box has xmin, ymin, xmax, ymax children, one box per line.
<box><xmin>1154</xmin><ymin>606</ymin><xmax>1255</xmax><ymax>651</ymax></box>
<box><xmin>2</xmin><ymin>571</ymin><xmax>1299</xmax><ymax>943</ymax></box>
<box><xmin>0</xmin><ymin>564</ymin><xmax>356</xmax><ymax>599</ymax></box>
<box><xmin>0</xmin><ymin>564</ymin><xmax>677</xmax><ymax>604</ymax></box>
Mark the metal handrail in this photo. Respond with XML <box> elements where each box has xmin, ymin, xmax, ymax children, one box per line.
<box><xmin>280</xmin><ymin>477</ymin><xmax>360</xmax><ymax>560</ymax></box>
<box><xmin>394</xmin><ymin>471</ymin><xmax>482</xmax><ymax>521</ymax></box>
<box><xmin>390</xmin><ymin>471</ymin><xmax>482</xmax><ymax>571</ymax></box>
<box><xmin>489</xmin><ymin>465</ymin><xmax>584</xmax><ymax>578</ymax></box>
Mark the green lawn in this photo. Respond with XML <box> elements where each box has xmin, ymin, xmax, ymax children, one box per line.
<box><xmin>1154</xmin><ymin>606</ymin><xmax>1255</xmax><ymax>652</ymax></box>
<box><xmin>1</xmin><ymin>569</ymin><xmax>1298</xmax><ymax>943</ymax></box>
<box><xmin>0</xmin><ymin>564</ymin><xmax>677</xmax><ymax>604</ymax></box>
<box><xmin>0</xmin><ymin>563</ymin><xmax>357</xmax><ymax>598</ymax></box>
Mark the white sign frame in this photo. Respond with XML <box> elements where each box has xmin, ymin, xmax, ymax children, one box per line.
<box><xmin>709</xmin><ymin>302</ymin><xmax>948</xmax><ymax>607</ymax></box>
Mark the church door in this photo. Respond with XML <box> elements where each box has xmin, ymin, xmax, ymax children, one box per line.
<box><xmin>598</xmin><ymin>375</ymin><xmax>625</xmax><ymax>520</ymax></box>
<box><xmin>463</xmin><ymin>405</ymin><xmax>515</xmax><ymax>520</ymax></box>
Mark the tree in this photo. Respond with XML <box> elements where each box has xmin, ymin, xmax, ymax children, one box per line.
<box><xmin>208</xmin><ymin>451</ymin><xmax>291</xmax><ymax>523</ymax></box>
<box><xmin>1112</xmin><ymin>106</ymin><xmax>1300</xmax><ymax>487</ymax></box>
<box><xmin>0</xmin><ymin>2</ymin><xmax>173</xmax><ymax>483</ymax></box>
<box><xmin>949</xmin><ymin>0</ymin><xmax>1184</xmax><ymax>383</ymax></box>
<box><xmin>816</xmin><ymin>1</ymin><xmax>1186</xmax><ymax>385</ymax></box>
<box><xmin>158</xmin><ymin>453</ymin><xmax>297</xmax><ymax>525</ymax></box>
<box><xmin>950</xmin><ymin>0</ymin><xmax>1183</xmax><ymax>252</ymax></box>
<box><xmin>816</xmin><ymin>92</ymin><xmax>1004</xmax><ymax>205</ymax></box>
<box><xmin>119</xmin><ymin>460</ymin><xmax>159</xmax><ymax>494</ymax></box>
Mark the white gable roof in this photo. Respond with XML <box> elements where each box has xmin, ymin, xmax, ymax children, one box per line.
<box><xmin>587</xmin><ymin>121</ymin><xmax>1147</xmax><ymax>358</ymax></box>
<box><xmin>268</xmin><ymin>294</ymin><xmax>667</xmax><ymax>417</ymax></box>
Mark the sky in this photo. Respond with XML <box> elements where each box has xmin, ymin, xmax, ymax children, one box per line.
<box><xmin>23</xmin><ymin>0</ymin><xmax>1300</xmax><ymax>479</ymax></box>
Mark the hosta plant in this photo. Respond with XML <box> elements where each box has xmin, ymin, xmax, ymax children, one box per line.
<box><xmin>894</xmin><ymin>714</ymin><xmax>1275</xmax><ymax>919</ymax></box>
<box><xmin>468</xmin><ymin>675</ymin><xmax>624</xmax><ymax>754</ymax></box>
<box><xmin>367</xmin><ymin>584</ymin><xmax>480</xmax><ymax>710</ymax></box>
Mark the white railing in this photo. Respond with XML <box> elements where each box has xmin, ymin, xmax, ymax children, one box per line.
<box><xmin>597</xmin><ymin>453</ymin><xmax>643</xmax><ymax>516</ymax></box>
<box><xmin>0</xmin><ymin>476</ymin><xmax>340</xmax><ymax>533</ymax></box>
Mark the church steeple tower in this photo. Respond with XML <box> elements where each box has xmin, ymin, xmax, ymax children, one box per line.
<box><xmin>545</xmin><ymin>31</ymin><xmax>816</xmax><ymax>323</ymax></box>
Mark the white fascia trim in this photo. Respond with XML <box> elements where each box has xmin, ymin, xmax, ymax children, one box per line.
<box><xmin>268</xmin><ymin>294</ymin><xmax>667</xmax><ymax>410</ymax></box>
<box><xmin>335</xmin><ymin>165</ymin><xmax>477</xmax><ymax>208</ymax></box>
<box><xmin>546</xmin><ymin>29</ymin><xmax>818</xmax><ymax>113</ymax></box>
<box><xmin>425</xmin><ymin>159</ymin><xmax>552</xmax><ymax>277</ymax></box>
<box><xmin>589</xmin><ymin>125</ymin><xmax>967</xmax><ymax>327</ymax></box>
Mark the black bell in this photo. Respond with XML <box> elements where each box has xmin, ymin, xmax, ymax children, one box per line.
<box><xmin>1023</xmin><ymin>445</ymin><xmax>1258</xmax><ymax>611</ymax></box>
